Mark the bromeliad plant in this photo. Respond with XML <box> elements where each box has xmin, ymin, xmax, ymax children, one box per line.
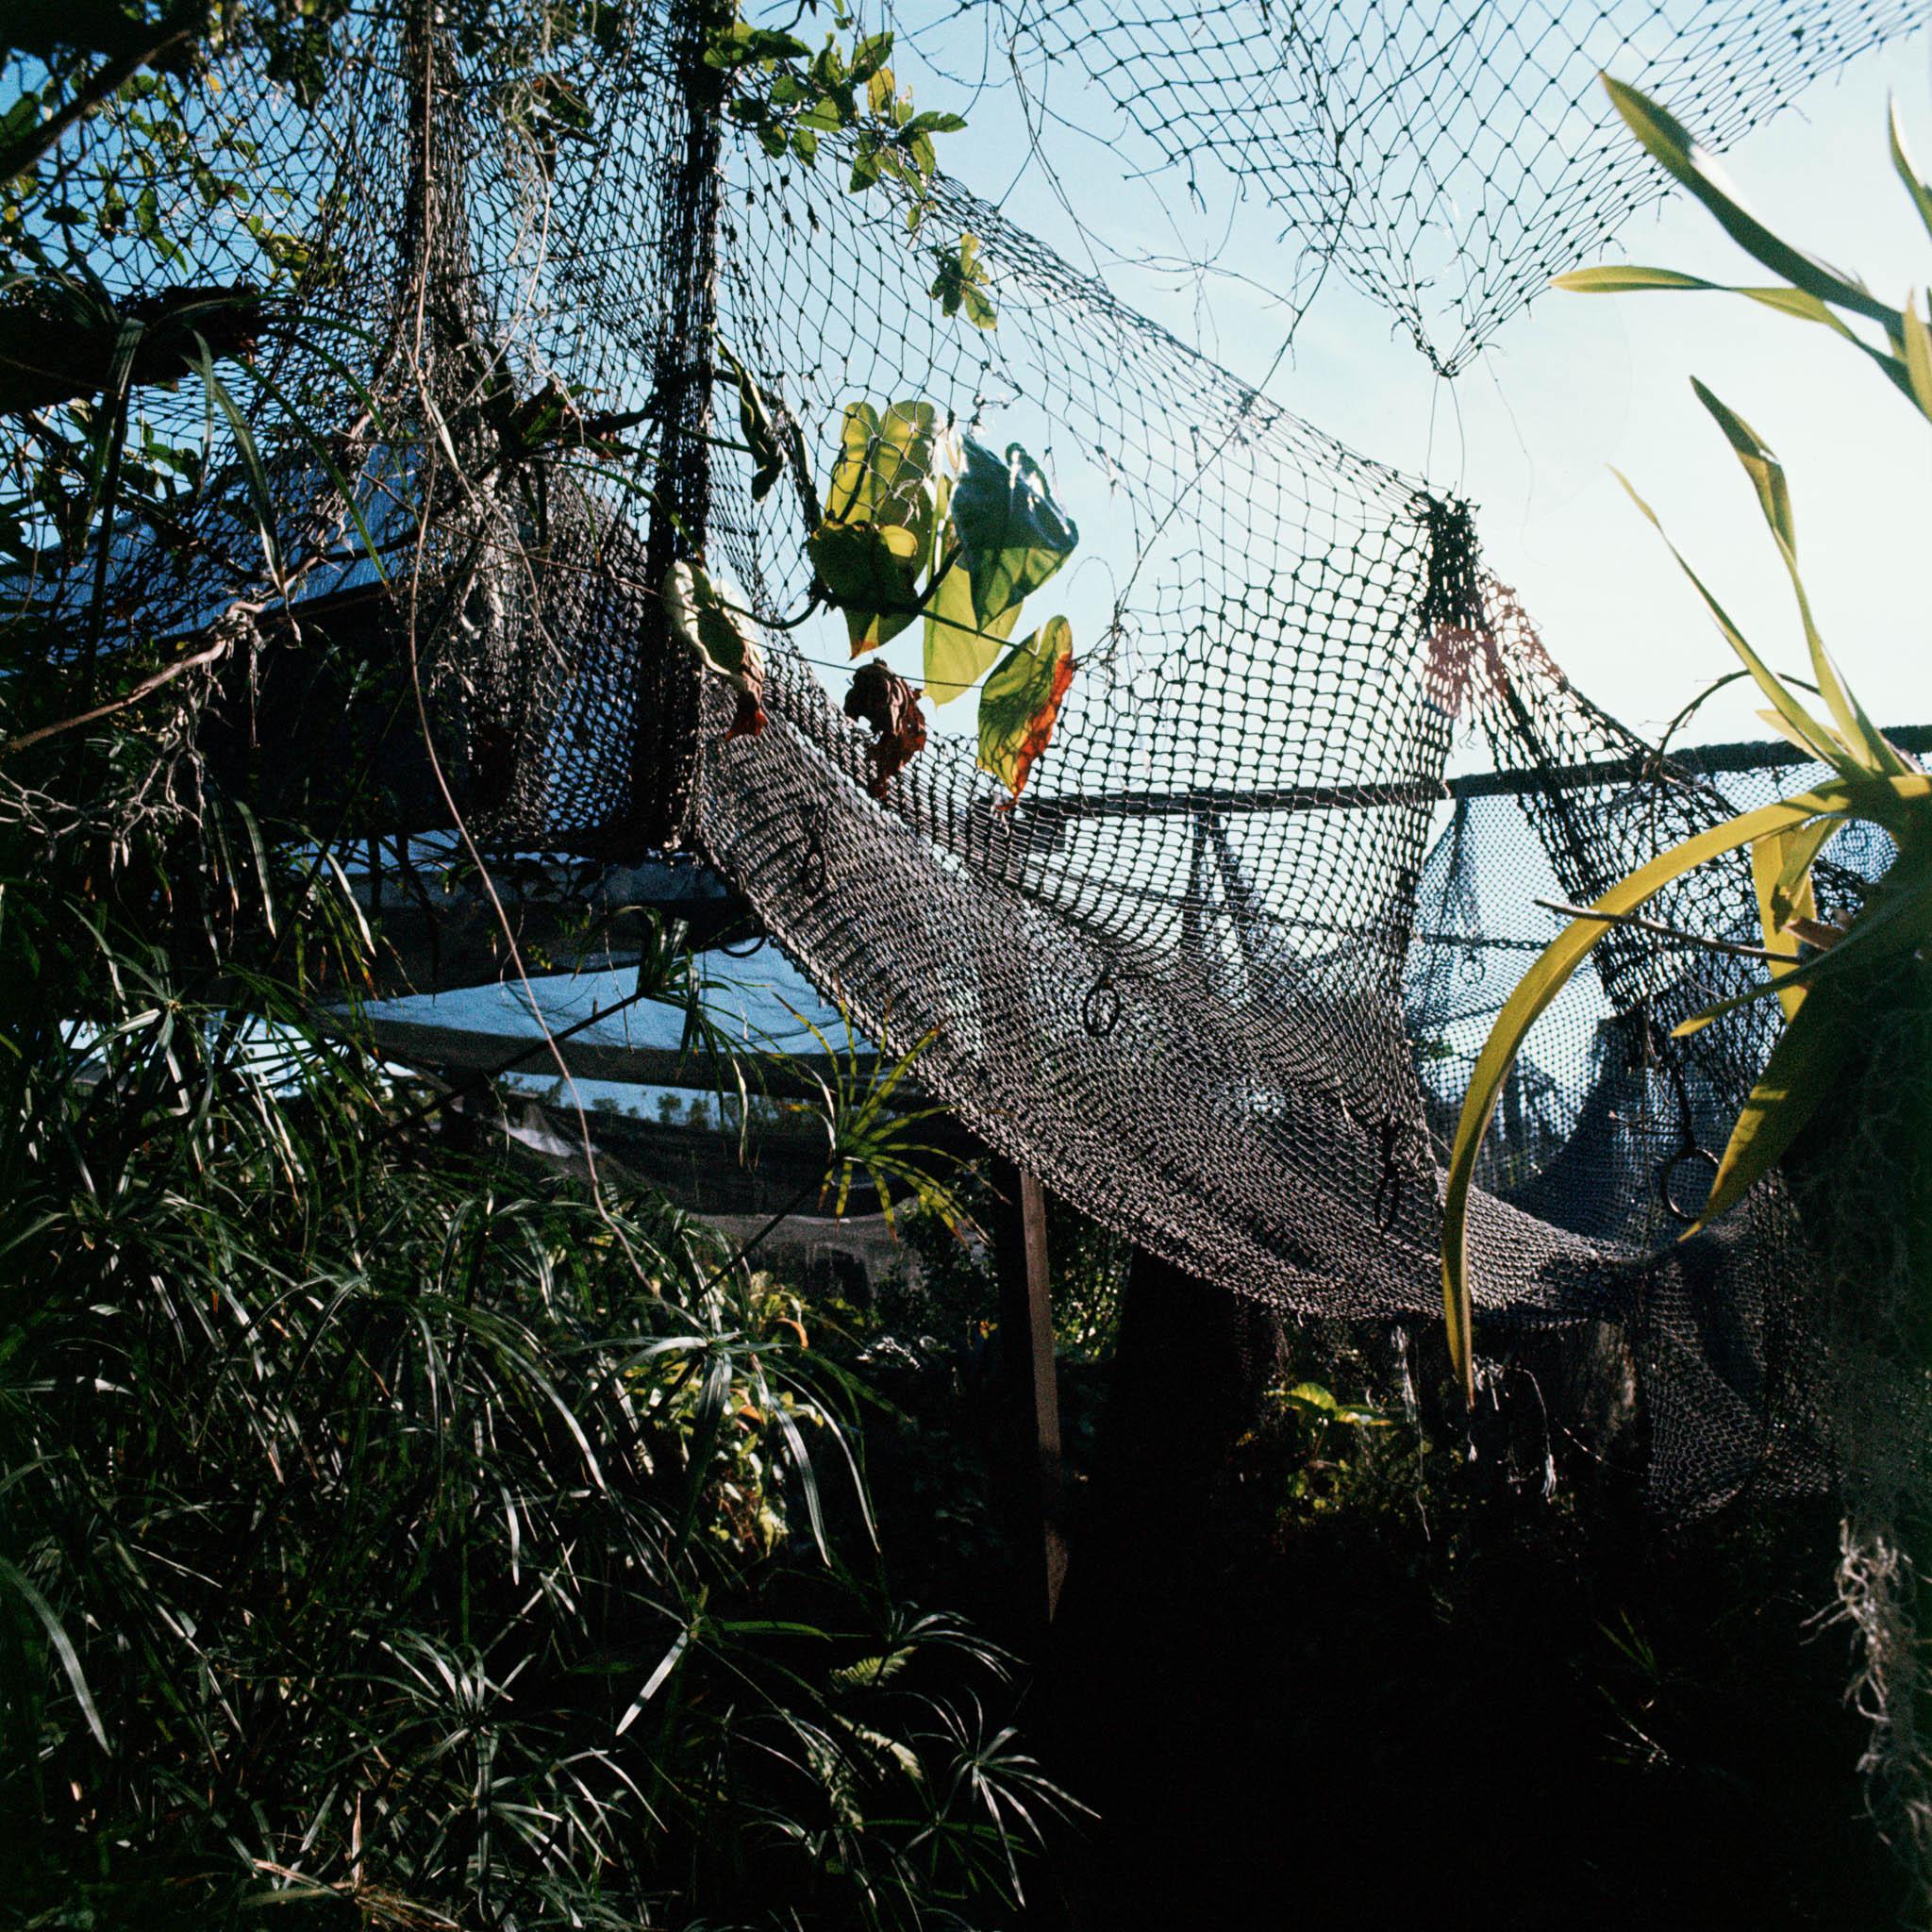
<box><xmin>1439</xmin><ymin>77</ymin><xmax>1932</xmax><ymax>1401</ymax></box>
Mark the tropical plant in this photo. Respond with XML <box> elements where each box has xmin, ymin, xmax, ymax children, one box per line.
<box><xmin>0</xmin><ymin>606</ymin><xmax>1080</xmax><ymax>1930</ymax></box>
<box><xmin>1438</xmin><ymin>75</ymin><xmax>1932</xmax><ymax>1885</ymax></box>
<box><xmin>811</xmin><ymin>398</ymin><xmax>1079</xmax><ymax>801</ymax></box>
<box><xmin>1440</xmin><ymin>75</ymin><xmax>1932</xmax><ymax>1400</ymax></box>
<box><xmin>0</xmin><ymin>7</ymin><xmax>1076</xmax><ymax>1922</ymax></box>
<box><xmin>665</xmin><ymin>391</ymin><xmax>1080</xmax><ymax>803</ymax></box>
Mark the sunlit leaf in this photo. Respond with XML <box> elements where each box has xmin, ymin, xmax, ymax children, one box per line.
<box><xmin>1686</xmin><ymin>981</ymin><xmax>1858</xmax><ymax>1236</ymax></box>
<box><xmin>1674</xmin><ymin>855</ymin><xmax>1932</xmax><ymax>1037</ymax></box>
<box><xmin>663</xmin><ymin>559</ymin><xmax>766</xmax><ymax>736</ymax></box>
<box><xmin>1690</xmin><ymin>380</ymin><xmax>1907</xmax><ymax>776</ymax></box>
<box><xmin>1901</xmin><ymin>297</ymin><xmax>1932</xmax><ymax>423</ymax></box>
<box><xmin>808</xmin><ymin>518</ymin><xmax>924</xmax><ymax>652</ymax></box>
<box><xmin>1750</xmin><ymin>821</ymin><xmax>1829</xmax><ymax>1022</ymax></box>
<box><xmin>924</xmin><ymin>554</ymin><xmax>1017</xmax><ymax>703</ymax></box>
<box><xmin>976</xmin><ymin>615</ymin><xmax>1074</xmax><ymax>800</ymax></box>
<box><xmin>824</xmin><ymin>397</ymin><xmax>938</xmax><ymax>528</ymax></box>
<box><xmin>950</xmin><ymin>439</ymin><xmax>1076</xmax><ymax>634</ymax></box>
<box><xmin>929</xmin><ymin>231</ymin><xmax>997</xmax><ymax>329</ymax></box>
<box><xmin>1601</xmin><ymin>76</ymin><xmax>1896</xmax><ymax>329</ymax></box>
<box><xmin>1690</xmin><ymin>379</ymin><xmax>1792</xmax><ymax>550</ymax></box>
<box><xmin>1890</xmin><ymin>98</ymin><xmax>1932</xmax><ymax>249</ymax></box>
<box><xmin>1552</xmin><ymin>265</ymin><xmax>1718</xmax><ymax>294</ymax></box>
<box><xmin>817</xmin><ymin>399</ymin><xmax>947</xmax><ymax>649</ymax></box>
<box><xmin>1610</xmin><ymin>467</ymin><xmax>1855</xmax><ymax>780</ymax></box>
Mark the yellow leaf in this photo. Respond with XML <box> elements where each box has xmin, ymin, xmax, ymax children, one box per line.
<box><xmin>1685</xmin><ymin>983</ymin><xmax>1857</xmax><ymax>1236</ymax></box>
<box><xmin>1440</xmin><ymin>771</ymin><xmax>1932</xmax><ymax>1401</ymax></box>
<box><xmin>1749</xmin><ymin>821</ymin><xmax>1828</xmax><ymax>1022</ymax></box>
<box><xmin>923</xmin><ymin>556</ymin><xmax>1016</xmax><ymax>703</ymax></box>
<box><xmin>976</xmin><ymin>615</ymin><xmax>1074</xmax><ymax>799</ymax></box>
<box><xmin>1902</xmin><ymin>295</ymin><xmax>1932</xmax><ymax>422</ymax></box>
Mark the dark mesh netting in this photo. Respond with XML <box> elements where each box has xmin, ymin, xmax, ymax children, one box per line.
<box><xmin>16</xmin><ymin>0</ymin><xmax>1923</xmax><ymax>1515</ymax></box>
<box><xmin>973</xmin><ymin>0</ymin><xmax>1925</xmax><ymax>372</ymax></box>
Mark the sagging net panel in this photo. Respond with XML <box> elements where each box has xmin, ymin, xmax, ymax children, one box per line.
<box><xmin>8</xmin><ymin>0</ymin><xmax>1907</xmax><ymax>1515</ymax></box>
<box><xmin>968</xmin><ymin>0</ymin><xmax>1924</xmax><ymax>372</ymax></box>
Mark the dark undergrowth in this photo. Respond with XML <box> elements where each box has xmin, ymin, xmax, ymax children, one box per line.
<box><xmin>1031</xmin><ymin>1276</ymin><xmax>1903</xmax><ymax>1931</ymax></box>
<box><xmin>856</xmin><ymin>1223</ymin><xmax>1906</xmax><ymax>1932</ymax></box>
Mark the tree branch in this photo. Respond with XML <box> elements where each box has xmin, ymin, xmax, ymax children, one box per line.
<box><xmin>0</xmin><ymin>24</ymin><xmax>199</xmax><ymax>187</ymax></box>
<box><xmin>4</xmin><ymin>622</ymin><xmax>238</xmax><ymax>756</ymax></box>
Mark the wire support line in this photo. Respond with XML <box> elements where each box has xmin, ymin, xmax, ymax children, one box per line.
<box><xmin>1532</xmin><ymin>898</ymin><xmax>1800</xmax><ymax>966</ymax></box>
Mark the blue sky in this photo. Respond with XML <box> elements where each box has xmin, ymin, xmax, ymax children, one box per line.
<box><xmin>874</xmin><ymin>14</ymin><xmax>1932</xmax><ymax>751</ymax></box>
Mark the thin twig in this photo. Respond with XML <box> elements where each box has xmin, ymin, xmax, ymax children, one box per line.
<box><xmin>5</xmin><ymin>628</ymin><xmax>237</xmax><ymax>756</ymax></box>
<box><xmin>1534</xmin><ymin>896</ymin><xmax>1800</xmax><ymax>964</ymax></box>
<box><xmin>367</xmin><ymin>978</ymin><xmax>665</xmax><ymax>1142</ymax></box>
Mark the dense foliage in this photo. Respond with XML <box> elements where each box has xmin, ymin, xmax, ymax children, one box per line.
<box><xmin>0</xmin><ymin>669</ymin><xmax>1074</xmax><ymax>1931</ymax></box>
<box><xmin>0</xmin><ymin>7</ymin><xmax>1069</xmax><ymax>1925</ymax></box>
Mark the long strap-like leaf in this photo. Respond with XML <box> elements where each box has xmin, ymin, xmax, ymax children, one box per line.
<box><xmin>1441</xmin><ymin>773</ymin><xmax>1932</xmax><ymax>1399</ymax></box>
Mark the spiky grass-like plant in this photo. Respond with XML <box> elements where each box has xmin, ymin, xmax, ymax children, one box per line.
<box><xmin>1441</xmin><ymin>75</ymin><xmax>1932</xmax><ymax>1886</ymax></box>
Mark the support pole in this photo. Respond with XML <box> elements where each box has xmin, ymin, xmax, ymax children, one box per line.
<box><xmin>625</xmin><ymin>0</ymin><xmax>726</xmax><ymax>851</ymax></box>
<box><xmin>991</xmin><ymin>1159</ymin><xmax>1067</xmax><ymax>1627</ymax></box>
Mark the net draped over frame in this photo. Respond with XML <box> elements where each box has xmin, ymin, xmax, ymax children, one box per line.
<box><xmin>979</xmin><ymin>0</ymin><xmax>1924</xmax><ymax>372</ymax></box>
<box><xmin>19</xmin><ymin>0</ymin><xmax>1924</xmax><ymax>1514</ymax></box>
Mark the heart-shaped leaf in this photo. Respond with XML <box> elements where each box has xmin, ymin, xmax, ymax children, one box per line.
<box><xmin>824</xmin><ymin>398</ymin><xmax>939</xmax><ymax>529</ymax></box>
<box><xmin>950</xmin><ymin>439</ymin><xmax>1076</xmax><ymax>633</ymax></box>
<box><xmin>976</xmin><ymin>615</ymin><xmax>1074</xmax><ymax>799</ymax></box>
<box><xmin>808</xmin><ymin>519</ymin><xmax>924</xmax><ymax>653</ymax></box>
<box><xmin>923</xmin><ymin>553</ymin><xmax>1018</xmax><ymax>703</ymax></box>
<box><xmin>663</xmin><ymin>560</ymin><xmax>766</xmax><ymax>737</ymax></box>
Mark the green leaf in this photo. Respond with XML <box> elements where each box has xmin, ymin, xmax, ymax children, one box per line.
<box><xmin>717</xmin><ymin>341</ymin><xmax>785</xmax><ymax>502</ymax></box>
<box><xmin>1610</xmin><ymin>466</ymin><xmax>1854</xmax><ymax>780</ymax></box>
<box><xmin>0</xmin><ymin>1555</ymin><xmax>108</xmax><ymax>1754</ymax></box>
<box><xmin>976</xmin><ymin>615</ymin><xmax>1074</xmax><ymax>799</ymax></box>
<box><xmin>1890</xmin><ymin>98</ymin><xmax>1932</xmax><ymax>248</ymax></box>
<box><xmin>1690</xmin><ymin>379</ymin><xmax>1792</xmax><ymax>550</ymax></box>
<box><xmin>196</xmin><ymin>348</ymin><xmax>284</xmax><ymax>580</ymax></box>
<box><xmin>1673</xmin><ymin>846</ymin><xmax>1932</xmax><ymax>1040</ymax></box>
<box><xmin>663</xmin><ymin>559</ymin><xmax>762</xmax><ymax>691</ymax></box>
<box><xmin>848</xmin><ymin>31</ymin><xmax>893</xmax><ymax>84</ymax></box>
<box><xmin>1734</xmin><ymin>285</ymin><xmax>1867</xmax><ymax>342</ymax></box>
<box><xmin>704</xmin><ymin>23</ymin><xmax>809</xmax><ymax>70</ymax></box>
<box><xmin>1557</xmin><ymin>260</ymin><xmax>1910</xmax><ymax>391</ymax></box>
<box><xmin>808</xmin><ymin>519</ymin><xmax>924</xmax><ymax>652</ymax></box>
<box><xmin>816</xmin><ymin>399</ymin><xmax>945</xmax><ymax>648</ymax></box>
<box><xmin>1601</xmin><ymin>76</ymin><xmax>1898</xmax><ymax>330</ymax></box>
<box><xmin>1689</xmin><ymin>380</ymin><xmax>1905</xmax><ymax>777</ymax></box>
<box><xmin>824</xmin><ymin>398</ymin><xmax>939</xmax><ymax>530</ymax></box>
<box><xmin>1901</xmin><ymin>296</ymin><xmax>1932</xmax><ymax>423</ymax></box>
<box><xmin>1749</xmin><ymin>820</ymin><xmax>1830</xmax><ymax>1023</ymax></box>
<box><xmin>1551</xmin><ymin>265</ymin><xmax>1720</xmax><ymax>294</ymax></box>
<box><xmin>1687</xmin><ymin>982</ymin><xmax>1858</xmax><ymax>1236</ymax></box>
<box><xmin>950</xmin><ymin>438</ymin><xmax>1076</xmax><ymax>633</ymax></box>
<box><xmin>928</xmin><ymin>232</ymin><xmax>997</xmax><ymax>329</ymax></box>
<box><xmin>924</xmin><ymin>554</ymin><xmax>1017</xmax><ymax>702</ymax></box>
<box><xmin>1439</xmin><ymin>774</ymin><xmax>1924</xmax><ymax>1401</ymax></box>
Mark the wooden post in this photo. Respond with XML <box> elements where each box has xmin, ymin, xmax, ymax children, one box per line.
<box><xmin>991</xmin><ymin>1159</ymin><xmax>1067</xmax><ymax>1626</ymax></box>
<box><xmin>625</xmin><ymin>0</ymin><xmax>727</xmax><ymax>850</ymax></box>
